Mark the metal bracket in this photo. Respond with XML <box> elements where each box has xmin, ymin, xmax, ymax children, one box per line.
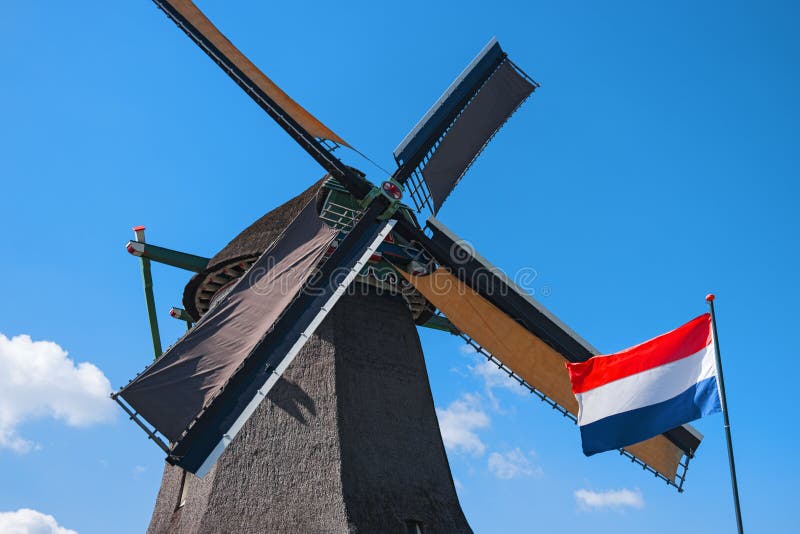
<box><xmin>358</xmin><ymin>186</ymin><xmax>382</xmax><ymax>211</ymax></box>
<box><xmin>359</xmin><ymin>179</ymin><xmax>406</xmax><ymax>220</ymax></box>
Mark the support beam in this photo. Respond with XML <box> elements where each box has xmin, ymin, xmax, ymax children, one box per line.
<box><xmin>169</xmin><ymin>307</ymin><xmax>194</xmax><ymax>330</ymax></box>
<box><xmin>419</xmin><ymin>315</ymin><xmax>459</xmax><ymax>334</ymax></box>
<box><xmin>126</xmin><ymin>241</ymin><xmax>209</xmax><ymax>273</ymax></box>
<box><xmin>133</xmin><ymin>226</ymin><xmax>163</xmax><ymax>359</ymax></box>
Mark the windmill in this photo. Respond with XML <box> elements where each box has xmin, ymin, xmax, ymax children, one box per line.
<box><xmin>114</xmin><ymin>1</ymin><xmax>704</xmax><ymax>531</ymax></box>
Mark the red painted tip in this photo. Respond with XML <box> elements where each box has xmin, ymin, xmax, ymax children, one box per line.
<box><xmin>705</xmin><ymin>293</ymin><xmax>716</xmax><ymax>302</ymax></box>
<box><xmin>132</xmin><ymin>225</ymin><xmax>146</xmax><ymax>232</ymax></box>
<box><xmin>169</xmin><ymin>309</ymin><xmax>178</xmax><ymax>317</ymax></box>
<box><xmin>381</xmin><ymin>181</ymin><xmax>403</xmax><ymax>200</ymax></box>
<box><xmin>126</xmin><ymin>243</ymin><xmax>135</xmax><ymax>254</ymax></box>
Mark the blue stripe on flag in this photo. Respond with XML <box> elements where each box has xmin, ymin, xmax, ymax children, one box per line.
<box><xmin>579</xmin><ymin>376</ymin><xmax>721</xmax><ymax>456</ymax></box>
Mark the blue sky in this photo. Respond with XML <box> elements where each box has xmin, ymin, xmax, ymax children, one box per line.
<box><xmin>1</xmin><ymin>0</ymin><xmax>797</xmax><ymax>532</ymax></box>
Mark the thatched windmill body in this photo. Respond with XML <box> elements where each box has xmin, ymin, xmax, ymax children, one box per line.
<box><xmin>115</xmin><ymin>2</ymin><xmax>705</xmax><ymax>532</ymax></box>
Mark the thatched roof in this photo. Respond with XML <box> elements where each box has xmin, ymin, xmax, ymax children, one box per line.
<box><xmin>182</xmin><ymin>177</ymin><xmax>328</xmax><ymax>319</ymax></box>
<box><xmin>208</xmin><ymin>178</ymin><xmax>327</xmax><ymax>271</ymax></box>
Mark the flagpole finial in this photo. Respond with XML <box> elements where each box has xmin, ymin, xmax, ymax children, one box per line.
<box><xmin>705</xmin><ymin>293</ymin><xmax>715</xmax><ymax>302</ymax></box>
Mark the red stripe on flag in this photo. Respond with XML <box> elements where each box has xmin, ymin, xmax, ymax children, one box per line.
<box><xmin>566</xmin><ymin>313</ymin><xmax>712</xmax><ymax>394</ymax></box>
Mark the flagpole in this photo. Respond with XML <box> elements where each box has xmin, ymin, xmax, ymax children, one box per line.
<box><xmin>706</xmin><ymin>294</ymin><xmax>744</xmax><ymax>534</ymax></box>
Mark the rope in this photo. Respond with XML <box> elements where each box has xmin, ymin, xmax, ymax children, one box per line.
<box><xmin>349</xmin><ymin>145</ymin><xmax>393</xmax><ymax>177</ymax></box>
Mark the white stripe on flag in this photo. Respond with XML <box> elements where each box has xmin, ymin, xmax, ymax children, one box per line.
<box><xmin>576</xmin><ymin>343</ymin><xmax>717</xmax><ymax>426</ymax></box>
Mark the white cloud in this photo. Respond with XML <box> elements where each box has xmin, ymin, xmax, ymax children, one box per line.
<box><xmin>488</xmin><ymin>448</ymin><xmax>542</xmax><ymax>480</ymax></box>
<box><xmin>459</xmin><ymin>344</ymin><xmax>476</xmax><ymax>355</ymax></box>
<box><xmin>464</xmin><ymin>356</ymin><xmax>527</xmax><ymax>412</ymax></box>
<box><xmin>0</xmin><ymin>508</ymin><xmax>77</xmax><ymax>534</ymax></box>
<box><xmin>574</xmin><ymin>488</ymin><xmax>644</xmax><ymax>511</ymax></box>
<box><xmin>468</xmin><ymin>358</ymin><xmax>525</xmax><ymax>395</ymax></box>
<box><xmin>436</xmin><ymin>393</ymin><xmax>490</xmax><ymax>456</ymax></box>
<box><xmin>0</xmin><ymin>333</ymin><xmax>115</xmax><ymax>452</ymax></box>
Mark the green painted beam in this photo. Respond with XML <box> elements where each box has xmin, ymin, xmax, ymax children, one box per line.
<box><xmin>133</xmin><ymin>226</ymin><xmax>163</xmax><ymax>360</ymax></box>
<box><xmin>419</xmin><ymin>314</ymin><xmax>459</xmax><ymax>334</ymax></box>
<box><xmin>169</xmin><ymin>307</ymin><xmax>194</xmax><ymax>331</ymax></box>
<box><xmin>126</xmin><ymin>241</ymin><xmax>209</xmax><ymax>273</ymax></box>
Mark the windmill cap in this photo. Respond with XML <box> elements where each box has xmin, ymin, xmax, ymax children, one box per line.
<box><xmin>705</xmin><ymin>293</ymin><xmax>715</xmax><ymax>302</ymax></box>
<box><xmin>132</xmin><ymin>225</ymin><xmax>146</xmax><ymax>232</ymax></box>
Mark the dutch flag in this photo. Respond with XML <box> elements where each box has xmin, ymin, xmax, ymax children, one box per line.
<box><xmin>566</xmin><ymin>313</ymin><xmax>722</xmax><ymax>456</ymax></box>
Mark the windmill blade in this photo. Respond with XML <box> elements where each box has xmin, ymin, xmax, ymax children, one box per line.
<box><xmin>392</xmin><ymin>38</ymin><xmax>538</xmax><ymax>213</ymax></box>
<box><xmin>115</xmin><ymin>198</ymin><xmax>394</xmax><ymax>476</ymax></box>
<box><xmin>116</xmin><ymin>200</ymin><xmax>335</xmax><ymax>443</ymax></box>
<box><xmin>150</xmin><ymin>0</ymin><xmax>371</xmax><ymax>199</ymax></box>
<box><xmin>398</xmin><ymin>267</ymin><xmax>688</xmax><ymax>483</ymax></box>
<box><xmin>394</xmin><ymin>217</ymin><xmax>703</xmax><ymax>486</ymax></box>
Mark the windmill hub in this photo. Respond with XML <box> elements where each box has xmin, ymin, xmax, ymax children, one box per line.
<box><xmin>381</xmin><ymin>180</ymin><xmax>404</xmax><ymax>200</ymax></box>
<box><xmin>181</xmin><ymin>178</ymin><xmax>434</xmax><ymax>324</ymax></box>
